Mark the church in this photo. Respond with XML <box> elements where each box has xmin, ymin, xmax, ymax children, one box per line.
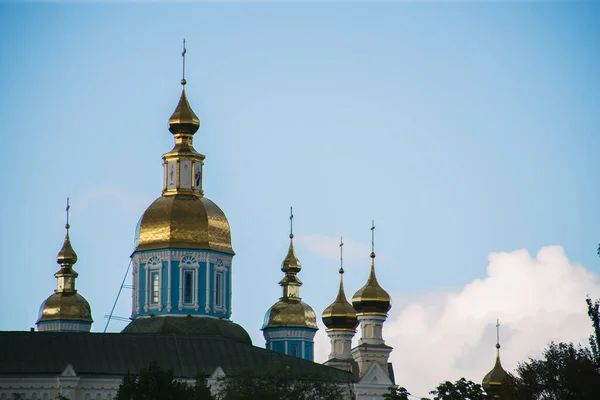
<box><xmin>0</xmin><ymin>50</ymin><xmax>507</xmax><ymax>400</ymax></box>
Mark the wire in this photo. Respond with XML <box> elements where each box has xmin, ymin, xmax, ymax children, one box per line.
<box><xmin>104</xmin><ymin>259</ymin><xmax>132</xmax><ymax>332</ymax></box>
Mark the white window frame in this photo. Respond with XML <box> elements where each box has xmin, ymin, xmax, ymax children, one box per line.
<box><xmin>183</xmin><ymin>269</ymin><xmax>195</xmax><ymax>305</ymax></box>
<box><xmin>144</xmin><ymin>256</ymin><xmax>162</xmax><ymax>312</ymax></box>
<box><xmin>178</xmin><ymin>255</ymin><xmax>199</xmax><ymax>311</ymax></box>
<box><xmin>213</xmin><ymin>258</ymin><xmax>227</xmax><ymax>313</ymax></box>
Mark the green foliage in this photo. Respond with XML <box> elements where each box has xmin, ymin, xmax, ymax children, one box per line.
<box><xmin>382</xmin><ymin>386</ymin><xmax>411</xmax><ymax>400</ymax></box>
<box><xmin>586</xmin><ymin>295</ymin><xmax>600</xmax><ymax>367</ymax></box>
<box><xmin>427</xmin><ymin>378</ymin><xmax>489</xmax><ymax>400</ymax></box>
<box><xmin>115</xmin><ymin>361</ymin><xmax>215</xmax><ymax>400</ymax></box>
<box><xmin>216</xmin><ymin>367</ymin><xmax>353</xmax><ymax>400</ymax></box>
<box><xmin>509</xmin><ymin>341</ymin><xmax>600</xmax><ymax>400</ymax></box>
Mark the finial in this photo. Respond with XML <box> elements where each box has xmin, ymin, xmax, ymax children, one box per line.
<box><xmin>289</xmin><ymin>206</ymin><xmax>294</xmax><ymax>239</ymax></box>
<box><xmin>181</xmin><ymin>39</ymin><xmax>187</xmax><ymax>86</ymax></box>
<box><xmin>65</xmin><ymin>197</ymin><xmax>70</xmax><ymax>230</ymax></box>
<box><xmin>496</xmin><ymin>319</ymin><xmax>501</xmax><ymax>349</ymax></box>
<box><xmin>339</xmin><ymin>236</ymin><xmax>344</xmax><ymax>274</ymax></box>
<box><xmin>370</xmin><ymin>220</ymin><xmax>376</xmax><ymax>258</ymax></box>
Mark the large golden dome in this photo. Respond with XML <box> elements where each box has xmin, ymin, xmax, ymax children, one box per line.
<box><xmin>135</xmin><ymin>194</ymin><xmax>234</xmax><ymax>254</ymax></box>
<box><xmin>262</xmin><ymin>299</ymin><xmax>318</xmax><ymax>330</ymax></box>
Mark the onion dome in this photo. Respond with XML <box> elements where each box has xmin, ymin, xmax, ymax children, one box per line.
<box><xmin>262</xmin><ymin>299</ymin><xmax>318</xmax><ymax>330</ymax></box>
<box><xmin>169</xmin><ymin>88</ymin><xmax>200</xmax><ymax>135</ymax></box>
<box><xmin>134</xmin><ymin>195</ymin><xmax>233</xmax><ymax>254</ymax></box>
<box><xmin>322</xmin><ymin>266</ymin><xmax>358</xmax><ymax>331</ymax></box>
<box><xmin>281</xmin><ymin>235</ymin><xmax>301</xmax><ymax>274</ymax></box>
<box><xmin>37</xmin><ymin>201</ymin><xmax>93</xmax><ymax>330</ymax></box>
<box><xmin>483</xmin><ymin>321</ymin><xmax>509</xmax><ymax>397</ymax></box>
<box><xmin>352</xmin><ymin>252</ymin><xmax>391</xmax><ymax>316</ymax></box>
<box><xmin>262</xmin><ymin>209</ymin><xmax>317</xmax><ymax>331</ymax></box>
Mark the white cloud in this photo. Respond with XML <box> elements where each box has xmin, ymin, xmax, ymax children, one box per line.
<box><xmin>295</xmin><ymin>233</ymin><xmax>371</xmax><ymax>265</ymax></box>
<box><xmin>314</xmin><ymin>245</ymin><xmax>600</xmax><ymax>398</ymax></box>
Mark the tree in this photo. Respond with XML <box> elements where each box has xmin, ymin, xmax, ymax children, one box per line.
<box><xmin>586</xmin><ymin>295</ymin><xmax>600</xmax><ymax>368</ymax></box>
<box><xmin>382</xmin><ymin>386</ymin><xmax>411</xmax><ymax>400</ymax></box>
<box><xmin>427</xmin><ymin>378</ymin><xmax>490</xmax><ymax>400</ymax></box>
<box><xmin>509</xmin><ymin>341</ymin><xmax>600</xmax><ymax>400</ymax></box>
<box><xmin>115</xmin><ymin>361</ymin><xmax>215</xmax><ymax>400</ymax></box>
<box><xmin>216</xmin><ymin>367</ymin><xmax>353</xmax><ymax>400</ymax></box>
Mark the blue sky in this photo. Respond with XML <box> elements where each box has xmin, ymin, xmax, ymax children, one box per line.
<box><xmin>1</xmin><ymin>2</ymin><xmax>599</xmax><ymax>395</ymax></box>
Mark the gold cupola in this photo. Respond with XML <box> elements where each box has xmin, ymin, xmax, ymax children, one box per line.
<box><xmin>352</xmin><ymin>222</ymin><xmax>391</xmax><ymax>316</ymax></box>
<box><xmin>37</xmin><ymin>199</ymin><xmax>93</xmax><ymax>332</ymax></box>
<box><xmin>322</xmin><ymin>237</ymin><xmax>358</xmax><ymax>331</ymax></box>
<box><xmin>262</xmin><ymin>209</ymin><xmax>317</xmax><ymax>331</ymax></box>
<box><xmin>483</xmin><ymin>320</ymin><xmax>509</xmax><ymax>399</ymax></box>
<box><xmin>133</xmin><ymin>42</ymin><xmax>233</xmax><ymax>255</ymax></box>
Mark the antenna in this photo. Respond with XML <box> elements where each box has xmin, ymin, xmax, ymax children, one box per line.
<box><xmin>181</xmin><ymin>39</ymin><xmax>187</xmax><ymax>85</ymax></box>
<box><xmin>339</xmin><ymin>236</ymin><xmax>344</xmax><ymax>274</ymax></box>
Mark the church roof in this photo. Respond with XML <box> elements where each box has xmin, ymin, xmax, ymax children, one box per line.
<box><xmin>121</xmin><ymin>316</ymin><xmax>251</xmax><ymax>345</ymax></box>
<box><xmin>0</xmin><ymin>331</ymin><xmax>354</xmax><ymax>381</ymax></box>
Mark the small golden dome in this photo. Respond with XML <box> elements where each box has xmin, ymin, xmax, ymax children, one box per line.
<box><xmin>483</xmin><ymin>344</ymin><xmax>509</xmax><ymax>394</ymax></box>
<box><xmin>169</xmin><ymin>89</ymin><xmax>200</xmax><ymax>135</ymax></box>
<box><xmin>322</xmin><ymin>269</ymin><xmax>358</xmax><ymax>331</ymax></box>
<box><xmin>262</xmin><ymin>299</ymin><xmax>318</xmax><ymax>330</ymax></box>
<box><xmin>281</xmin><ymin>236</ymin><xmax>301</xmax><ymax>273</ymax></box>
<box><xmin>352</xmin><ymin>256</ymin><xmax>391</xmax><ymax>316</ymax></box>
<box><xmin>135</xmin><ymin>194</ymin><xmax>234</xmax><ymax>254</ymax></box>
<box><xmin>37</xmin><ymin>292</ymin><xmax>93</xmax><ymax>324</ymax></box>
<box><xmin>57</xmin><ymin>230</ymin><xmax>77</xmax><ymax>265</ymax></box>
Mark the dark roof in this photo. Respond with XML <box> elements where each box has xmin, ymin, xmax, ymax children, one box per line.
<box><xmin>121</xmin><ymin>317</ymin><xmax>252</xmax><ymax>345</ymax></box>
<box><xmin>0</xmin><ymin>331</ymin><xmax>354</xmax><ymax>382</ymax></box>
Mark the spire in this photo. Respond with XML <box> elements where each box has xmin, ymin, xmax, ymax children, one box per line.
<box><xmin>281</xmin><ymin>206</ymin><xmax>301</xmax><ymax>273</ymax></box>
<box><xmin>351</xmin><ymin>220</ymin><xmax>391</xmax><ymax>316</ymax></box>
<box><xmin>54</xmin><ymin>198</ymin><xmax>79</xmax><ymax>294</ymax></box>
<box><xmin>36</xmin><ymin>198</ymin><xmax>93</xmax><ymax>331</ymax></box>
<box><xmin>482</xmin><ymin>320</ymin><xmax>509</xmax><ymax>397</ymax></box>
<box><xmin>322</xmin><ymin>237</ymin><xmax>358</xmax><ymax>331</ymax></box>
<box><xmin>169</xmin><ymin>39</ymin><xmax>200</xmax><ymax>135</ymax></box>
<box><xmin>57</xmin><ymin>198</ymin><xmax>77</xmax><ymax>268</ymax></box>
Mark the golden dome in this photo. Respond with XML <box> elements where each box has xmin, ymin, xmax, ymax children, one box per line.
<box><xmin>135</xmin><ymin>194</ymin><xmax>234</xmax><ymax>254</ymax></box>
<box><xmin>169</xmin><ymin>89</ymin><xmax>200</xmax><ymax>135</ymax></box>
<box><xmin>262</xmin><ymin>299</ymin><xmax>318</xmax><ymax>330</ymax></box>
<box><xmin>352</xmin><ymin>255</ymin><xmax>391</xmax><ymax>316</ymax></box>
<box><xmin>57</xmin><ymin>230</ymin><xmax>77</xmax><ymax>265</ymax></box>
<box><xmin>322</xmin><ymin>268</ymin><xmax>358</xmax><ymax>331</ymax></box>
<box><xmin>37</xmin><ymin>204</ymin><xmax>93</xmax><ymax>327</ymax></box>
<box><xmin>37</xmin><ymin>292</ymin><xmax>93</xmax><ymax>324</ymax></box>
<box><xmin>281</xmin><ymin>235</ymin><xmax>301</xmax><ymax>273</ymax></box>
<box><xmin>483</xmin><ymin>325</ymin><xmax>509</xmax><ymax>397</ymax></box>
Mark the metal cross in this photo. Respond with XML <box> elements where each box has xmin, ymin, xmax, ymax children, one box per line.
<box><xmin>182</xmin><ymin>39</ymin><xmax>187</xmax><ymax>84</ymax></box>
<box><xmin>65</xmin><ymin>197</ymin><xmax>70</xmax><ymax>230</ymax></box>
<box><xmin>371</xmin><ymin>220</ymin><xmax>376</xmax><ymax>256</ymax></box>
<box><xmin>339</xmin><ymin>236</ymin><xmax>344</xmax><ymax>274</ymax></box>
<box><xmin>496</xmin><ymin>319</ymin><xmax>501</xmax><ymax>347</ymax></box>
<box><xmin>289</xmin><ymin>206</ymin><xmax>294</xmax><ymax>238</ymax></box>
